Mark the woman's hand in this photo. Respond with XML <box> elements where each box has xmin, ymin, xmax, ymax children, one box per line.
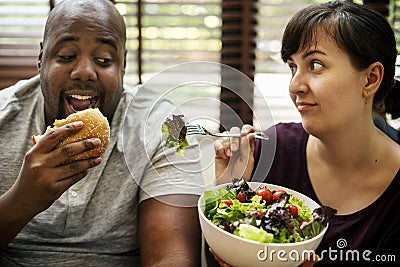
<box><xmin>210</xmin><ymin>248</ymin><xmax>320</xmax><ymax>267</ymax></box>
<box><xmin>214</xmin><ymin>125</ymin><xmax>256</xmax><ymax>185</ymax></box>
<box><xmin>209</xmin><ymin>248</ymin><xmax>233</xmax><ymax>267</ymax></box>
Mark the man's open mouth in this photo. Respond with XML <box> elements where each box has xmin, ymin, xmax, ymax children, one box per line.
<box><xmin>67</xmin><ymin>94</ymin><xmax>98</xmax><ymax>112</ymax></box>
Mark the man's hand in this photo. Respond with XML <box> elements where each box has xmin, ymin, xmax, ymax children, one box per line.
<box><xmin>15</xmin><ymin>121</ymin><xmax>102</xmax><ymax>212</ymax></box>
<box><xmin>0</xmin><ymin>121</ymin><xmax>102</xmax><ymax>248</ymax></box>
<box><xmin>214</xmin><ymin>125</ymin><xmax>256</xmax><ymax>185</ymax></box>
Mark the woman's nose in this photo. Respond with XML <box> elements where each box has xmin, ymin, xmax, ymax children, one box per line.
<box><xmin>289</xmin><ymin>71</ymin><xmax>309</xmax><ymax>95</ymax></box>
<box><xmin>70</xmin><ymin>56</ymin><xmax>97</xmax><ymax>81</ymax></box>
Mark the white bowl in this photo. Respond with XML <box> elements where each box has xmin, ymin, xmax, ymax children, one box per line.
<box><xmin>198</xmin><ymin>182</ymin><xmax>328</xmax><ymax>267</ymax></box>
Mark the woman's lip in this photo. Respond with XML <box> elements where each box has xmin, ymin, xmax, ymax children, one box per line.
<box><xmin>296</xmin><ymin>102</ymin><xmax>317</xmax><ymax>111</ymax></box>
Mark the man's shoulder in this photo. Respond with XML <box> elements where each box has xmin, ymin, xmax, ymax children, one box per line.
<box><xmin>0</xmin><ymin>75</ymin><xmax>41</xmax><ymax>108</ymax></box>
<box><xmin>123</xmin><ymin>84</ymin><xmax>163</xmax><ymax>101</ymax></box>
<box><xmin>122</xmin><ymin>83</ymin><xmax>174</xmax><ymax>113</ymax></box>
<box><xmin>123</xmin><ymin>83</ymin><xmax>141</xmax><ymax>96</ymax></box>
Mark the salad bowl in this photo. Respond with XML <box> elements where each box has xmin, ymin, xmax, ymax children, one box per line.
<box><xmin>198</xmin><ymin>181</ymin><xmax>331</xmax><ymax>267</ymax></box>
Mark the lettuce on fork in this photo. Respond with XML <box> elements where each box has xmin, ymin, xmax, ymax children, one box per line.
<box><xmin>162</xmin><ymin>114</ymin><xmax>189</xmax><ymax>156</ymax></box>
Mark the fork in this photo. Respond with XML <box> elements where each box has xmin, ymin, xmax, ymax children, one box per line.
<box><xmin>186</xmin><ymin>124</ymin><xmax>269</xmax><ymax>140</ymax></box>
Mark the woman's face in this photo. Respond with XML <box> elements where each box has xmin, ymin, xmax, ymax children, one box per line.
<box><xmin>286</xmin><ymin>34</ymin><xmax>369</xmax><ymax>137</ymax></box>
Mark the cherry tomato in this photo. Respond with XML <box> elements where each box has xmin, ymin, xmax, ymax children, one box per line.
<box><xmin>256</xmin><ymin>187</ymin><xmax>272</xmax><ymax>204</ymax></box>
<box><xmin>248</xmin><ymin>210</ymin><xmax>263</xmax><ymax>218</ymax></box>
<box><xmin>237</xmin><ymin>193</ymin><xmax>247</xmax><ymax>202</ymax></box>
<box><xmin>287</xmin><ymin>205</ymin><xmax>298</xmax><ymax>217</ymax></box>
<box><xmin>219</xmin><ymin>199</ymin><xmax>233</xmax><ymax>207</ymax></box>
<box><xmin>272</xmin><ymin>190</ymin><xmax>287</xmax><ymax>200</ymax></box>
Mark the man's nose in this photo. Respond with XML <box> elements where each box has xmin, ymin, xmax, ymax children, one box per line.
<box><xmin>70</xmin><ymin>56</ymin><xmax>97</xmax><ymax>81</ymax></box>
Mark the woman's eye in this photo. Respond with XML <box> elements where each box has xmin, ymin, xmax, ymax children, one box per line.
<box><xmin>311</xmin><ymin>61</ymin><xmax>323</xmax><ymax>71</ymax></box>
<box><xmin>288</xmin><ymin>64</ymin><xmax>297</xmax><ymax>75</ymax></box>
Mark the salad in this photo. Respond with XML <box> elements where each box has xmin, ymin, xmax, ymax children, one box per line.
<box><xmin>202</xmin><ymin>178</ymin><xmax>336</xmax><ymax>243</ymax></box>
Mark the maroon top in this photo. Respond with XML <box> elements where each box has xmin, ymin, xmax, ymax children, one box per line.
<box><xmin>253</xmin><ymin>123</ymin><xmax>400</xmax><ymax>266</ymax></box>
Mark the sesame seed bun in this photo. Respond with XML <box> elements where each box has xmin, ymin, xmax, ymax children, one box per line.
<box><xmin>32</xmin><ymin>108</ymin><xmax>110</xmax><ymax>162</ymax></box>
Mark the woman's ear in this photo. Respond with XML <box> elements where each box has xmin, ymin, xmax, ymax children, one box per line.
<box><xmin>363</xmin><ymin>62</ymin><xmax>384</xmax><ymax>98</ymax></box>
<box><xmin>37</xmin><ymin>42</ymin><xmax>43</xmax><ymax>71</ymax></box>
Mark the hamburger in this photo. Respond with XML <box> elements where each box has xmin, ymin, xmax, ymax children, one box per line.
<box><xmin>32</xmin><ymin>108</ymin><xmax>110</xmax><ymax>162</ymax></box>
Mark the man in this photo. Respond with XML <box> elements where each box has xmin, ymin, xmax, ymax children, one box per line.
<box><xmin>0</xmin><ymin>0</ymin><xmax>204</xmax><ymax>266</ymax></box>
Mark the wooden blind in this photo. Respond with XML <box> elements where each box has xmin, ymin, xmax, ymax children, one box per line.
<box><xmin>389</xmin><ymin>0</ymin><xmax>400</xmax><ymax>54</ymax></box>
<box><xmin>253</xmin><ymin>0</ymin><xmax>320</xmax><ymax>127</ymax></box>
<box><xmin>0</xmin><ymin>0</ymin><xmax>51</xmax><ymax>89</ymax></box>
<box><xmin>116</xmin><ymin>0</ymin><xmax>221</xmax><ymax>79</ymax></box>
<box><xmin>2</xmin><ymin>0</ymin><xmax>395</xmax><ymax>129</ymax></box>
<box><xmin>364</xmin><ymin>0</ymin><xmax>389</xmax><ymax>17</ymax></box>
<box><xmin>0</xmin><ymin>0</ymin><xmax>223</xmax><ymax>130</ymax></box>
<box><xmin>219</xmin><ymin>0</ymin><xmax>257</xmax><ymax>131</ymax></box>
<box><xmin>115</xmin><ymin>0</ymin><xmax>223</xmax><ymax>129</ymax></box>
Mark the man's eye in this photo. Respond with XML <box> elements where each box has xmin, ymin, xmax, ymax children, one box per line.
<box><xmin>59</xmin><ymin>55</ymin><xmax>75</xmax><ymax>61</ymax></box>
<box><xmin>96</xmin><ymin>58</ymin><xmax>112</xmax><ymax>65</ymax></box>
<box><xmin>311</xmin><ymin>61</ymin><xmax>323</xmax><ymax>71</ymax></box>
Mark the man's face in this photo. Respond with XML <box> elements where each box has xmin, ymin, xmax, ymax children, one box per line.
<box><xmin>39</xmin><ymin>4</ymin><xmax>126</xmax><ymax>125</ymax></box>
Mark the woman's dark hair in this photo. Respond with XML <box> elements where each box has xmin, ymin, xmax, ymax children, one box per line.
<box><xmin>281</xmin><ymin>0</ymin><xmax>399</xmax><ymax>118</ymax></box>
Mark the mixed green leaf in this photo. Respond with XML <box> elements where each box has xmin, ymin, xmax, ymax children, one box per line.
<box><xmin>162</xmin><ymin>114</ymin><xmax>189</xmax><ymax>156</ymax></box>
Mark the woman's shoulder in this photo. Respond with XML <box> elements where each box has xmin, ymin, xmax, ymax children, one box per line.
<box><xmin>267</xmin><ymin>122</ymin><xmax>305</xmax><ymax>134</ymax></box>
<box><xmin>253</xmin><ymin>122</ymin><xmax>309</xmax><ymax>183</ymax></box>
<box><xmin>317</xmin><ymin>172</ymin><xmax>400</xmax><ymax>262</ymax></box>
<box><xmin>264</xmin><ymin>122</ymin><xmax>307</xmax><ymax>145</ymax></box>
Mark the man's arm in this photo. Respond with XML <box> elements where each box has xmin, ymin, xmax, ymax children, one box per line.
<box><xmin>139</xmin><ymin>194</ymin><xmax>201</xmax><ymax>267</ymax></box>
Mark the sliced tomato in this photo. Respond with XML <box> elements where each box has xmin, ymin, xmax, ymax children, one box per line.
<box><xmin>272</xmin><ymin>190</ymin><xmax>287</xmax><ymax>200</ymax></box>
<box><xmin>287</xmin><ymin>204</ymin><xmax>298</xmax><ymax>217</ymax></box>
<box><xmin>219</xmin><ymin>199</ymin><xmax>233</xmax><ymax>207</ymax></box>
<box><xmin>255</xmin><ymin>187</ymin><xmax>273</xmax><ymax>204</ymax></box>
<box><xmin>299</xmin><ymin>220</ymin><xmax>310</xmax><ymax>228</ymax></box>
<box><xmin>248</xmin><ymin>210</ymin><xmax>263</xmax><ymax>218</ymax></box>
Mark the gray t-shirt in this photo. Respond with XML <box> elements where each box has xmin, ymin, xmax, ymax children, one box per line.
<box><xmin>0</xmin><ymin>76</ymin><xmax>205</xmax><ymax>266</ymax></box>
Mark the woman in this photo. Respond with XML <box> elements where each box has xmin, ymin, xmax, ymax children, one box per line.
<box><xmin>212</xmin><ymin>1</ymin><xmax>400</xmax><ymax>266</ymax></box>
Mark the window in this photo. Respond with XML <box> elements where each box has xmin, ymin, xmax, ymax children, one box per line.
<box><xmin>116</xmin><ymin>0</ymin><xmax>223</xmax><ymax>130</ymax></box>
<box><xmin>389</xmin><ymin>0</ymin><xmax>400</xmax><ymax>53</ymax></box>
<box><xmin>254</xmin><ymin>0</ymin><xmax>322</xmax><ymax>128</ymax></box>
<box><xmin>0</xmin><ymin>0</ymin><xmax>396</xmax><ymax>130</ymax></box>
<box><xmin>0</xmin><ymin>0</ymin><xmax>48</xmax><ymax>89</ymax></box>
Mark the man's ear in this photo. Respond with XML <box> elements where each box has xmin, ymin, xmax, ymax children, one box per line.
<box><xmin>124</xmin><ymin>49</ymin><xmax>127</xmax><ymax>70</ymax></box>
<box><xmin>363</xmin><ymin>62</ymin><xmax>384</xmax><ymax>98</ymax></box>
<box><xmin>37</xmin><ymin>42</ymin><xmax>43</xmax><ymax>71</ymax></box>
